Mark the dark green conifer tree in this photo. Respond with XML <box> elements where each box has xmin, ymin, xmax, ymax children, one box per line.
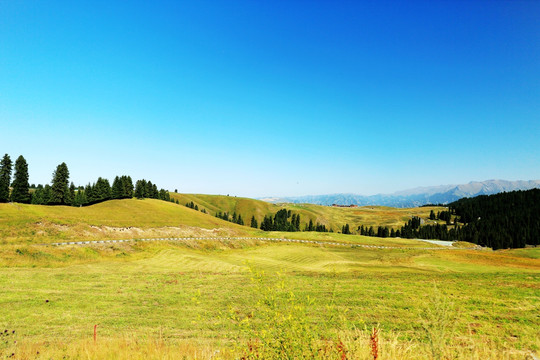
<box><xmin>124</xmin><ymin>176</ymin><xmax>134</xmax><ymax>198</ymax></box>
<box><xmin>31</xmin><ymin>184</ymin><xmax>44</xmax><ymax>204</ymax></box>
<box><xmin>67</xmin><ymin>182</ymin><xmax>76</xmax><ymax>205</ymax></box>
<box><xmin>0</xmin><ymin>154</ymin><xmax>13</xmax><ymax>203</ymax></box>
<box><xmin>112</xmin><ymin>176</ymin><xmax>123</xmax><ymax>199</ymax></box>
<box><xmin>11</xmin><ymin>155</ymin><xmax>30</xmax><ymax>203</ymax></box>
<box><xmin>94</xmin><ymin>177</ymin><xmax>111</xmax><ymax>201</ymax></box>
<box><xmin>85</xmin><ymin>183</ymin><xmax>96</xmax><ymax>203</ymax></box>
<box><xmin>42</xmin><ymin>184</ymin><xmax>51</xmax><ymax>205</ymax></box>
<box><xmin>135</xmin><ymin>180</ymin><xmax>146</xmax><ymax>199</ymax></box>
<box><xmin>49</xmin><ymin>162</ymin><xmax>70</xmax><ymax>205</ymax></box>
<box><xmin>250</xmin><ymin>216</ymin><xmax>258</xmax><ymax>229</ymax></box>
<box><xmin>307</xmin><ymin>219</ymin><xmax>314</xmax><ymax>231</ymax></box>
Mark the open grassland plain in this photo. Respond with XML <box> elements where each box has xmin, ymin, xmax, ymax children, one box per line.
<box><xmin>170</xmin><ymin>193</ymin><xmax>446</xmax><ymax>231</ymax></box>
<box><xmin>0</xmin><ymin>238</ymin><xmax>538</xmax><ymax>359</ymax></box>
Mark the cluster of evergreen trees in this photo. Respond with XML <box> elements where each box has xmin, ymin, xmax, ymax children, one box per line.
<box><xmin>260</xmin><ymin>209</ymin><xmax>301</xmax><ymax>232</ymax></box>
<box><xmin>447</xmin><ymin>189</ymin><xmax>540</xmax><ymax>249</ymax></box>
<box><xmin>359</xmin><ymin>189</ymin><xmax>540</xmax><ymax>249</ymax></box>
<box><xmin>185</xmin><ymin>201</ymin><xmax>207</xmax><ymax>213</ymax></box>
<box><xmin>429</xmin><ymin>210</ymin><xmax>451</xmax><ymax>223</ymax></box>
<box><xmin>305</xmin><ymin>219</ymin><xmax>330</xmax><ymax>232</ymax></box>
<box><xmin>358</xmin><ymin>225</ymin><xmax>398</xmax><ymax>237</ymax></box>
<box><xmin>186</xmin><ymin>201</ymin><xmax>199</xmax><ymax>211</ymax></box>
<box><xmin>0</xmin><ymin>154</ymin><xmax>30</xmax><ymax>203</ymax></box>
<box><xmin>215</xmin><ymin>211</ymin><xmax>245</xmax><ymax>225</ymax></box>
<box><xmin>0</xmin><ymin>153</ymin><xmax>174</xmax><ymax>207</ymax></box>
<box><xmin>134</xmin><ymin>179</ymin><xmax>170</xmax><ymax>202</ymax></box>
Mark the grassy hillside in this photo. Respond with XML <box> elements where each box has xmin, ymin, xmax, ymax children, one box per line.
<box><xmin>0</xmin><ymin>240</ymin><xmax>538</xmax><ymax>359</ymax></box>
<box><xmin>170</xmin><ymin>193</ymin><xmax>445</xmax><ymax>231</ymax></box>
<box><xmin>0</xmin><ymin>199</ymin><xmax>252</xmax><ymax>245</ymax></box>
<box><xmin>1</xmin><ymin>196</ymin><xmax>538</xmax><ymax>358</ymax></box>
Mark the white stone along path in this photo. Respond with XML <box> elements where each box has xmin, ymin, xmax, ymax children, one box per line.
<box><xmin>47</xmin><ymin>236</ymin><xmax>480</xmax><ymax>250</ymax></box>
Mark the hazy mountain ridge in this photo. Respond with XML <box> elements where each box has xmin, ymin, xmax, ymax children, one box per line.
<box><xmin>261</xmin><ymin>180</ymin><xmax>540</xmax><ymax>208</ymax></box>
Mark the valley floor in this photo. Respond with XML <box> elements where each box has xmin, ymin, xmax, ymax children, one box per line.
<box><xmin>0</xmin><ymin>239</ymin><xmax>538</xmax><ymax>359</ymax></box>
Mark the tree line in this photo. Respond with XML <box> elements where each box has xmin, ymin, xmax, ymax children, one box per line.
<box><xmin>185</xmin><ymin>201</ymin><xmax>207</xmax><ymax>214</ymax></box>
<box><xmin>357</xmin><ymin>190</ymin><xmax>540</xmax><ymax>249</ymax></box>
<box><xmin>0</xmin><ymin>154</ymin><xmax>174</xmax><ymax>206</ymax></box>
<box><xmin>259</xmin><ymin>209</ymin><xmax>301</xmax><ymax>231</ymax></box>
<box><xmin>215</xmin><ymin>211</ymin><xmax>244</xmax><ymax>225</ymax></box>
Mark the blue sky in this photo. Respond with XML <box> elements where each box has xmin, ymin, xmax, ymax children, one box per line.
<box><xmin>1</xmin><ymin>1</ymin><xmax>539</xmax><ymax>197</ymax></box>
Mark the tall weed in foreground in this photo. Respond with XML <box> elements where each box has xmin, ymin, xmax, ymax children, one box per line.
<box><xmin>420</xmin><ymin>284</ymin><xmax>459</xmax><ymax>360</ymax></box>
<box><xmin>230</xmin><ymin>268</ymin><xmax>353</xmax><ymax>359</ymax></box>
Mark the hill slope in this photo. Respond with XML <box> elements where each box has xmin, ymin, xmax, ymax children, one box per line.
<box><xmin>0</xmin><ymin>199</ymin><xmax>252</xmax><ymax>245</ymax></box>
<box><xmin>170</xmin><ymin>193</ymin><xmax>443</xmax><ymax>232</ymax></box>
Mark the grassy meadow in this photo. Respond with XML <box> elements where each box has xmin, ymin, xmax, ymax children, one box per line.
<box><xmin>0</xmin><ymin>199</ymin><xmax>252</xmax><ymax>245</ymax></box>
<box><xmin>0</xmin><ymin>198</ymin><xmax>539</xmax><ymax>359</ymax></box>
<box><xmin>170</xmin><ymin>193</ymin><xmax>445</xmax><ymax>231</ymax></box>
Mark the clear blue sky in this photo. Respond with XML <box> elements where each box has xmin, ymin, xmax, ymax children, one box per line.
<box><xmin>1</xmin><ymin>1</ymin><xmax>539</xmax><ymax>197</ymax></box>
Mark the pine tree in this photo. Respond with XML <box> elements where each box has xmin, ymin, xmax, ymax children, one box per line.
<box><xmin>10</xmin><ymin>155</ymin><xmax>30</xmax><ymax>203</ymax></box>
<box><xmin>42</xmin><ymin>184</ymin><xmax>51</xmax><ymax>205</ymax></box>
<box><xmin>250</xmin><ymin>216</ymin><xmax>258</xmax><ymax>229</ymax></box>
<box><xmin>112</xmin><ymin>176</ymin><xmax>123</xmax><ymax>199</ymax></box>
<box><xmin>145</xmin><ymin>180</ymin><xmax>152</xmax><ymax>198</ymax></box>
<box><xmin>0</xmin><ymin>154</ymin><xmax>13</xmax><ymax>202</ymax></box>
<box><xmin>49</xmin><ymin>162</ymin><xmax>70</xmax><ymax>205</ymax></box>
<box><xmin>135</xmin><ymin>180</ymin><xmax>146</xmax><ymax>199</ymax></box>
<box><xmin>85</xmin><ymin>183</ymin><xmax>96</xmax><ymax>203</ymax></box>
<box><xmin>94</xmin><ymin>177</ymin><xmax>111</xmax><ymax>201</ymax></box>
<box><xmin>126</xmin><ymin>176</ymin><xmax>134</xmax><ymax>198</ymax></box>
<box><xmin>31</xmin><ymin>185</ymin><xmax>44</xmax><ymax>204</ymax></box>
<box><xmin>67</xmin><ymin>182</ymin><xmax>76</xmax><ymax>205</ymax></box>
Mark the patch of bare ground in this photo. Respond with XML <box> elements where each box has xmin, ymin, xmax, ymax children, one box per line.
<box><xmin>87</xmin><ymin>225</ymin><xmax>238</xmax><ymax>238</ymax></box>
<box><xmin>10</xmin><ymin>221</ymin><xmax>241</xmax><ymax>245</ymax></box>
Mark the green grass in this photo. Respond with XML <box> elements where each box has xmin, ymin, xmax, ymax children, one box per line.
<box><xmin>0</xmin><ymin>199</ymin><xmax>253</xmax><ymax>245</ymax></box>
<box><xmin>171</xmin><ymin>193</ymin><xmax>445</xmax><ymax>232</ymax></box>
<box><xmin>0</xmin><ymin>240</ymin><xmax>538</xmax><ymax>359</ymax></box>
<box><xmin>1</xmin><ymin>198</ymin><xmax>539</xmax><ymax>358</ymax></box>
<box><xmin>0</xmin><ymin>198</ymin><xmax>448</xmax><ymax>250</ymax></box>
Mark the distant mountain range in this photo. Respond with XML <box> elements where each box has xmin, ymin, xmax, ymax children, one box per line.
<box><xmin>260</xmin><ymin>180</ymin><xmax>540</xmax><ymax>208</ymax></box>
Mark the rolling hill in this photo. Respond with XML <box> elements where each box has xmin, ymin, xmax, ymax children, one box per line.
<box><xmin>169</xmin><ymin>193</ymin><xmax>444</xmax><ymax>232</ymax></box>
<box><xmin>1</xmin><ymin>195</ymin><xmax>445</xmax><ymax>245</ymax></box>
<box><xmin>0</xmin><ymin>198</ymin><xmax>252</xmax><ymax>245</ymax></box>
